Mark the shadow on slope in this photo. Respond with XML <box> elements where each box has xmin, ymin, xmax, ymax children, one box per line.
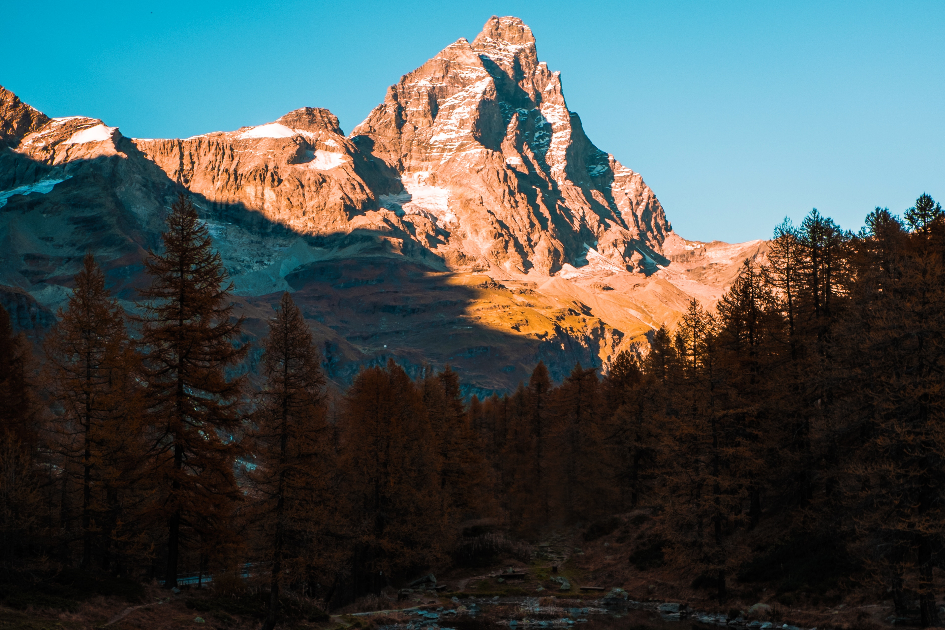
<box><xmin>0</xmin><ymin>146</ymin><xmax>616</xmax><ymax>395</ymax></box>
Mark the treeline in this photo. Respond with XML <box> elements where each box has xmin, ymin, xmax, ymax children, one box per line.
<box><xmin>1</xmin><ymin>193</ymin><xmax>944</xmax><ymax>625</ymax></box>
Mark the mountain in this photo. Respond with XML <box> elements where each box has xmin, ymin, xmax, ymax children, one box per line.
<box><xmin>0</xmin><ymin>17</ymin><xmax>765</xmax><ymax>393</ymax></box>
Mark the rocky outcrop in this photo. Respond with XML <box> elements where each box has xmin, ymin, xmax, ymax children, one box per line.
<box><xmin>0</xmin><ymin>86</ymin><xmax>50</xmax><ymax>148</ymax></box>
<box><xmin>133</xmin><ymin>107</ymin><xmax>403</xmax><ymax>237</ymax></box>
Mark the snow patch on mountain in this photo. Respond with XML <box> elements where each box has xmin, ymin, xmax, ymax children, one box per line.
<box><xmin>300</xmin><ymin>150</ymin><xmax>347</xmax><ymax>170</ymax></box>
<box><xmin>0</xmin><ymin>177</ymin><xmax>71</xmax><ymax>208</ymax></box>
<box><xmin>239</xmin><ymin>123</ymin><xmax>298</xmax><ymax>139</ymax></box>
<box><xmin>63</xmin><ymin>124</ymin><xmax>115</xmax><ymax>144</ymax></box>
<box><xmin>379</xmin><ymin>173</ymin><xmax>455</xmax><ymax>226</ymax></box>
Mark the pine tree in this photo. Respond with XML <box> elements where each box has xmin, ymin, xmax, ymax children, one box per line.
<box><xmin>44</xmin><ymin>252</ymin><xmax>144</xmax><ymax>570</ymax></box>
<box><xmin>249</xmin><ymin>292</ymin><xmax>328</xmax><ymax>630</ymax></box>
<box><xmin>137</xmin><ymin>193</ymin><xmax>247</xmax><ymax>588</ymax></box>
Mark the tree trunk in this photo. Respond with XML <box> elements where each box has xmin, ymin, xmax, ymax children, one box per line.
<box><xmin>265</xmin><ymin>373</ymin><xmax>291</xmax><ymax>630</ymax></box>
<box><xmin>81</xmin><ymin>418</ymin><xmax>92</xmax><ymax>569</ymax></box>
<box><xmin>918</xmin><ymin>538</ymin><xmax>938</xmax><ymax>627</ymax></box>
<box><xmin>164</xmin><ymin>442</ymin><xmax>183</xmax><ymax>588</ymax></box>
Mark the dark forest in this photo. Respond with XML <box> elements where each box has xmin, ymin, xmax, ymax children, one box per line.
<box><xmin>2</xmin><ymin>193</ymin><xmax>944</xmax><ymax>628</ymax></box>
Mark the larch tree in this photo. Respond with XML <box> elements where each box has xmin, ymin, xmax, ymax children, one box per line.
<box><xmin>501</xmin><ymin>383</ymin><xmax>531</xmax><ymax>533</ymax></box>
<box><xmin>527</xmin><ymin>362</ymin><xmax>552</xmax><ymax>525</ymax></box>
<box><xmin>44</xmin><ymin>252</ymin><xmax>145</xmax><ymax>570</ymax></box>
<box><xmin>660</xmin><ymin>299</ymin><xmax>753</xmax><ymax>602</ymax></box>
<box><xmin>249</xmin><ymin>292</ymin><xmax>329</xmax><ymax>630</ymax></box>
<box><xmin>844</xmin><ymin>196</ymin><xmax>945</xmax><ymax>626</ymax></box>
<box><xmin>0</xmin><ymin>304</ymin><xmax>43</xmax><ymax>568</ymax></box>
<box><xmin>0</xmin><ymin>304</ymin><xmax>38</xmax><ymax>448</ymax></box>
<box><xmin>604</xmin><ymin>349</ymin><xmax>658</xmax><ymax>510</ymax></box>
<box><xmin>422</xmin><ymin>366</ymin><xmax>487</xmax><ymax>525</ymax></box>
<box><xmin>714</xmin><ymin>260</ymin><xmax>781</xmax><ymax>528</ymax></box>
<box><xmin>551</xmin><ymin>364</ymin><xmax>607</xmax><ymax>523</ymax></box>
<box><xmin>337</xmin><ymin>360</ymin><xmax>445</xmax><ymax>598</ymax></box>
<box><xmin>137</xmin><ymin>193</ymin><xmax>247</xmax><ymax>588</ymax></box>
<box><xmin>503</xmin><ymin>364</ymin><xmax>554</xmax><ymax>534</ymax></box>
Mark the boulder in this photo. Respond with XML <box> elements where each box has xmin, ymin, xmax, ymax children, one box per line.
<box><xmin>601</xmin><ymin>587</ymin><xmax>629</xmax><ymax>610</ymax></box>
<box><xmin>658</xmin><ymin>602</ymin><xmax>687</xmax><ymax>620</ymax></box>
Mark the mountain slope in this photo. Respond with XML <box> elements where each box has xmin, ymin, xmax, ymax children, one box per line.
<box><xmin>0</xmin><ymin>17</ymin><xmax>765</xmax><ymax>392</ymax></box>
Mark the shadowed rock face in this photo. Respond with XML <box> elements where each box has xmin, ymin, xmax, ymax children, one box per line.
<box><xmin>0</xmin><ymin>17</ymin><xmax>766</xmax><ymax>392</ymax></box>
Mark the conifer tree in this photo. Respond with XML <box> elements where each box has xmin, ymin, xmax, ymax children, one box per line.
<box><xmin>843</xmin><ymin>196</ymin><xmax>945</xmax><ymax>626</ymax></box>
<box><xmin>503</xmin><ymin>364</ymin><xmax>555</xmax><ymax>533</ymax></box>
<box><xmin>904</xmin><ymin>192</ymin><xmax>943</xmax><ymax>235</ymax></box>
<box><xmin>44</xmin><ymin>252</ymin><xmax>144</xmax><ymax>570</ymax></box>
<box><xmin>602</xmin><ymin>350</ymin><xmax>641</xmax><ymax>417</ymax></box>
<box><xmin>138</xmin><ymin>193</ymin><xmax>247</xmax><ymax>588</ymax></box>
<box><xmin>0</xmin><ymin>304</ymin><xmax>38</xmax><ymax>447</ymax></box>
<box><xmin>527</xmin><ymin>362</ymin><xmax>552</xmax><ymax>524</ymax></box>
<box><xmin>337</xmin><ymin>360</ymin><xmax>445</xmax><ymax>597</ymax></box>
<box><xmin>501</xmin><ymin>383</ymin><xmax>532</xmax><ymax>532</ymax></box>
<box><xmin>604</xmin><ymin>349</ymin><xmax>658</xmax><ymax>509</ymax></box>
<box><xmin>714</xmin><ymin>261</ymin><xmax>781</xmax><ymax>528</ymax></box>
<box><xmin>423</xmin><ymin>366</ymin><xmax>487</xmax><ymax>522</ymax></box>
<box><xmin>249</xmin><ymin>292</ymin><xmax>328</xmax><ymax>630</ymax></box>
<box><xmin>0</xmin><ymin>430</ymin><xmax>43</xmax><ymax>568</ymax></box>
<box><xmin>660</xmin><ymin>300</ymin><xmax>752</xmax><ymax>602</ymax></box>
<box><xmin>551</xmin><ymin>364</ymin><xmax>607</xmax><ymax>522</ymax></box>
<box><xmin>0</xmin><ymin>304</ymin><xmax>42</xmax><ymax>567</ymax></box>
<box><xmin>768</xmin><ymin>219</ymin><xmax>802</xmax><ymax>358</ymax></box>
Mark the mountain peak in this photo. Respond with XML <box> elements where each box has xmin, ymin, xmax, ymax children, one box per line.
<box><xmin>474</xmin><ymin>16</ymin><xmax>535</xmax><ymax>46</ymax></box>
<box><xmin>276</xmin><ymin>107</ymin><xmax>343</xmax><ymax>135</ymax></box>
<box><xmin>0</xmin><ymin>85</ymin><xmax>50</xmax><ymax>147</ymax></box>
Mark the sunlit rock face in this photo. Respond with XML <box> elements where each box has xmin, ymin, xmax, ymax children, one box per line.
<box><xmin>133</xmin><ymin>107</ymin><xmax>402</xmax><ymax>237</ymax></box>
<box><xmin>0</xmin><ymin>86</ymin><xmax>50</xmax><ymax>148</ymax></box>
<box><xmin>353</xmin><ymin>16</ymin><xmax>670</xmax><ymax>276</ymax></box>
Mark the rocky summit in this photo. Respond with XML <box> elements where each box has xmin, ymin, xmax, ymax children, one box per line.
<box><xmin>0</xmin><ymin>16</ymin><xmax>765</xmax><ymax>393</ymax></box>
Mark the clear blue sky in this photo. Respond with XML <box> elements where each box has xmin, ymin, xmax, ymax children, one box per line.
<box><xmin>3</xmin><ymin>0</ymin><xmax>943</xmax><ymax>242</ymax></box>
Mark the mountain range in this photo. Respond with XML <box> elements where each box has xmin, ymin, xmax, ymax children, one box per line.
<box><xmin>0</xmin><ymin>16</ymin><xmax>766</xmax><ymax>394</ymax></box>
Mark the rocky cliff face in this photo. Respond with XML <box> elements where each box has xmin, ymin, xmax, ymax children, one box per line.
<box><xmin>0</xmin><ymin>17</ymin><xmax>766</xmax><ymax>392</ymax></box>
<box><xmin>133</xmin><ymin>107</ymin><xmax>402</xmax><ymax>236</ymax></box>
<box><xmin>0</xmin><ymin>86</ymin><xmax>50</xmax><ymax>147</ymax></box>
<box><xmin>353</xmin><ymin>16</ymin><xmax>670</xmax><ymax>275</ymax></box>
